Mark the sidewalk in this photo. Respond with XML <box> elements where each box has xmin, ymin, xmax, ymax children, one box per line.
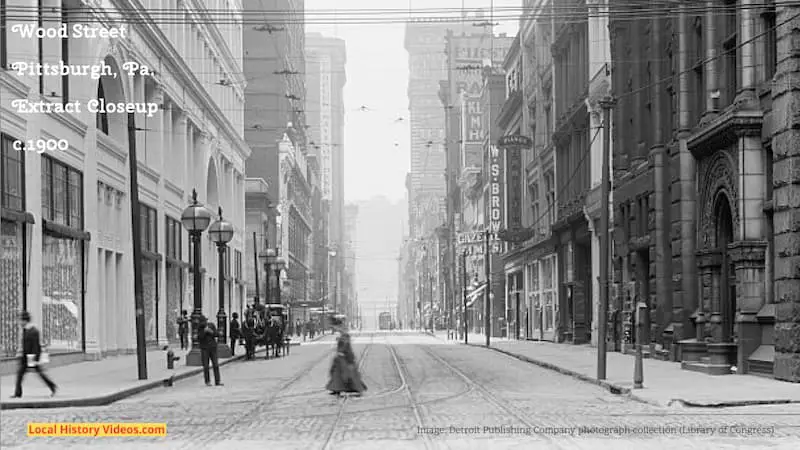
<box><xmin>0</xmin><ymin>333</ymin><xmax>334</xmax><ymax>411</ymax></box>
<box><xmin>431</xmin><ymin>331</ymin><xmax>800</xmax><ymax>408</ymax></box>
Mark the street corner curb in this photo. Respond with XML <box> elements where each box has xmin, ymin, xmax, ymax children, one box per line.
<box><xmin>667</xmin><ymin>398</ymin><xmax>800</xmax><ymax>408</ymax></box>
<box><xmin>300</xmin><ymin>333</ymin><xmax>331</xmax><ymax>344</ymax></box>
<box><xmin>0</xmin><ymin>353</ymin><xmax>248</xmax><ymax>410</ymax></box>
<box><xmin>470</xmin><ymin>344</ymin><xmax>663</xmax><ymax>404</ymax></box>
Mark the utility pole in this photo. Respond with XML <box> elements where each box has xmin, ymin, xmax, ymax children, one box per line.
<box><xmin>484</xmin><ymin>229</ymin><xmax>491</xmax><ymax>347</ymax></box>
<box><xmin>428</xmin><ymin>263</ymin><xmax>434</xmax><ymax>333</ymax></box>
<box><xmin>597</xmin><ymin>97</ymin><xmax>615</xmax><ymax>380</ymax></box>
<box><xmin>418</xmin><ymin>258</ymin><xmax>424</xmax><ymax>331</ymax></box>
<box><xmin>462</xmin><ymin>250</ymin><xmax>468</xmax><ymax>344</ymax></box>
<box><xmin>252</xmin><ymin>232</ymin><xmax>260</xmax><ymax>304</ymax></box>
<box><xmin>128</xmin><ymin>112</ymin><xmax>147</xmax><ymax>380</ymax></box>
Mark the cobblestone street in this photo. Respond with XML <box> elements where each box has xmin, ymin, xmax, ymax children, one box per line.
<box><xmin>2</xmin><ymin>332</ymin><xmax>798</xmax><ymax>449</ymax></box>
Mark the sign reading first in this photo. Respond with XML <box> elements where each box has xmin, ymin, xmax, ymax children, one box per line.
<box><xmin>12</xmin><ymin>24</ymin><xmax>128</xmax><ymax>39</ymax></box>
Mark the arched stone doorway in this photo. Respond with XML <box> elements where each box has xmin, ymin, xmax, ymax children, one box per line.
<box><xmin>683</xmin><ymin>151</ymin><xmax>740</xmax><ymax>373</ymax></box>
<box><xmin>714</xmin><ymin>192</ymin><xmax>736</xmax><ymax>344</ymax></box>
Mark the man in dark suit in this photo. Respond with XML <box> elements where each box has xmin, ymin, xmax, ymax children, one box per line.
<box><xmin>12</xmin><ymin>311</ymin><xmax>57</xmax><ymax>398</ymax></box>
<box><xmin>229</xmin><ymin>313</ymin><xmax>241</xmax><ymax>357</ymax></box>
<box><xmin>198</xmin><ymin>316</ymin><xmax>223</xmax><ymax>386</ymax></box>
<box><xmin>242</xmin><ymin>308</ymin><xmax>257</xmax><ymax>360</ymax></box>
<box><xmin>177</xmin><ymin>310</ymin><xmax>189</xmax><ymax>350</ymax></box>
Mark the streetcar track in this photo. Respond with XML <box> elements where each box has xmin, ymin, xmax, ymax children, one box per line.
<box><xmin>418</xmin><ymin>343</ymin><xmax>572</xmax><ymax>450</ymax></box>
<box><xmin>281</xmin><ymin>339</ymin><xmax>407</xmax><ymax>402</ymax></box>
<box><xmin>279</xmin><ymin>335</ymin><xmax>474</xmax><ymax>420</ymax></box>
<box><xmin>187</xmin><ymin>333</ymin><xmax>368</xmax><ymax>450</ymax></box>
<box><xmin>320</xmin><ymin>333</ymin><xmax>376</xmax><ymax>450</ymax></box>
<box><xmin>386</xmin><ymin>338</ymin><xmax>434</xmax><ymax>450</ymax></box>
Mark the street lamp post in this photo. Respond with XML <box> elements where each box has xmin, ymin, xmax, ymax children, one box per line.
<box><xmin>180</xmin><ymin>189</ymin><xmax>213</xmax><ymax>366</ymax></box>
<box><xmin>462</xmin><ymin>250</ymin><xmax>468</xmax><ymax>344</ymax></box>
<box><xmin>328</xmin><ymin>249</ymin><xmax>337</xmax><ymax>333</ymax></box>
<box><xmin>261</xmin><ymin>248</ymin><xmax>276</xmax><ymax>304</ymax></box>
<box><xmin>209</xmin><ymin>207</ymin><xmax>235</xmax><ymax>358</ymax></box>
<box><xmin>274</xmin><ymin>257</ymin><xmax>286</xmax><ymax>305</ymax></box>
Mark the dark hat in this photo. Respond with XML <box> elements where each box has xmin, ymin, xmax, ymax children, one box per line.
<box><xmin>19</xmin><ymin>311</ymin><xmax>31</xmax><ymax>322</ymax></box>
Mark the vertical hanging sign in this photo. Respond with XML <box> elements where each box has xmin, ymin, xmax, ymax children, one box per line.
<box><xmin>498</xmin><ymin>134</ymin><xmax>532</xmax><ymax>233</ymax></box>
<box><xmin>488</xmin><ymin>145</ymin><xmax>504</xmax><ymax>253</ymax></box>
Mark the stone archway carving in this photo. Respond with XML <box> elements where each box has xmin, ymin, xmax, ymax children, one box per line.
<box><xmin>698</xmin><ymin>151</ymin><xmax>739</xmax><ymax>250</ymax></box>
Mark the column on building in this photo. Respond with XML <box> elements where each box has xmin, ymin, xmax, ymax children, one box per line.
<box><xmin>650</xmin><ymin>4</ymin><xmax>673</xmax><ymax>352</ymax></box>
<box><xmin>675</xmin><ymin>3</ymin><xmax>699</xmax><ymax>349</ymax></box>
<box><xmin>703</xmin><ymin>0</ymin><xmax>718</xmax><ymax>118</ymax></box>
<box><xmin>156</xmin><ymin>95</ymin><xmax>172</xmax><ymax>347</ymax></box>
<box><xmin>729</xmin><ymin>0</ymin><xmax>769</xmax><ymax>372</ymax></box>
<box><xmin>83</xmin><ymin>102</ymin><xmax>101</xmax><ymax>359</ymax></box>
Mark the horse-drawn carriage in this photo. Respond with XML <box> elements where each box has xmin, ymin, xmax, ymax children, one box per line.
<box><xmin>245</xmin><ymin>303</ymin><xmax>290</xmax><ymax>358</ymax></box>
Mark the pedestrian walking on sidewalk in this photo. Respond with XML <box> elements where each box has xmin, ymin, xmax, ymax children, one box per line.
<box><xmin>229</xmin><ymin>313</ymin><xmax>241</xmax><ymax>356</ymax></box>
<box><xmin>177</xmin><ymin>310</ymin><xmax>189</xmax><ymax>350</ymax></box>
<box><xmin>198</xmin><ymin>316</ymin><xmax>223</xmax><ymax>386</ymax></box>
<box><xmin>11</xmin><ymin>311</ymin><xmax>57</xmax><ymax>399</ymax></box>
<box><xmin>326</xmin><ymin>317</ymin><xmax>367</xmax><ymax>397</ymax></box>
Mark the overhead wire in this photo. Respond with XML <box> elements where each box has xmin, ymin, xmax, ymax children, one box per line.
<box><xmin>3</xmin><ymin>2</ymin><xmax>797</xmax><ymax>26</ymax></box>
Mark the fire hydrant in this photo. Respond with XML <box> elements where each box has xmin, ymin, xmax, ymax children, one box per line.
<box><xmin>166</xmin><ymin>348</ymin><xmax>180</xmax><ymax>370</ymax></box>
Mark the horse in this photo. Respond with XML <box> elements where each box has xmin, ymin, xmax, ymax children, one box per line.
<box><xmin>264</xmin><ymin>317</ymin><xmax>284</xmax><ymax>359</ymax></box>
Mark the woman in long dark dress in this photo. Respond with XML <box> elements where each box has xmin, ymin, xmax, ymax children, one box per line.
<box><xmin>326</xmin><ymin>320</ymin><xmax>367</xmax><ymax>396</ymax></box>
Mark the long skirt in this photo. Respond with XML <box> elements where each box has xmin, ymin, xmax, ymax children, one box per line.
<box><xmin>326</xmin><ymin>355</ymin><xmax>367</xmax><ymax>394</ymax></box>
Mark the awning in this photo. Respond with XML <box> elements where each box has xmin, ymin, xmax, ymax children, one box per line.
<box><xmin>466</xmin><ymin>283</ymin><xmax>487</xmax><ymax>308</ymax></box>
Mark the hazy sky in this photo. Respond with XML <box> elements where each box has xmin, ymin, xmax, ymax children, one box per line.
<box><xmin>305</xmin><ymin>0</ymin><xmax>519</xmax><ymax>203</ymax></box>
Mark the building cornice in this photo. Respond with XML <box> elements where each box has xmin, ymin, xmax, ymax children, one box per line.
<box><xmin>687</xmin><ymin>108</ymin><xmax>764</xmax><ymax>159</ymax></box>
<box><xmin>0</xmin><ymin>72</ymin><xmax>30</xmax><ymax>98</ymax></box>
<box><xmin>185</xmin><ymin>0</ymin><xmax>245</xmax><ymax>89</ymax></box>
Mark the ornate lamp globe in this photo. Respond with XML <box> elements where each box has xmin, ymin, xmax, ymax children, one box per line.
<box><xmin>208</xmin><ymin>207</ymin><xmax>235</xmax><ymax>244</ymax></box>
<box><xmin>275</xmin><ymin>257</ymin><xmax>287</xmax><ymax>272</ymax></box>
<box><xmin>181</xmin><ymin>189</ymin><xmax>213</xmax><ymax>233</ymax></box>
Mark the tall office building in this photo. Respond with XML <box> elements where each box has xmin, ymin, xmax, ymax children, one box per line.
<box><xmin>404</xmin><ymin>22</ymin><xmax>452</xmax><ymax>239</ymax></box>
<box><xmin>306</xmin><ymin>33</ymin><xmax>347</xmax><ymax>310</ymax></box>
<box><xmin>243</xmin><ymin>0</ymin><xmax>308</xmax><ymax>303</ymax></box>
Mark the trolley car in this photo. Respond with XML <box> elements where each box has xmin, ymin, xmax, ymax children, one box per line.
<box><xmin>379</xmin><ymin>312</ymin><xmax>393</xmax><ymax>330</ymax></box>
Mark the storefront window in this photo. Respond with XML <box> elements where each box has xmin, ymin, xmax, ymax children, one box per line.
<box><xmin>41</xmin><ymin>156</ymin><xmax>85</xmax><ymax>353</ymax></box>
<box><xmin>1</xmin><ymin>221</ymin><xmax>23</xmax><ymax>357</ymax></box>
<box><xmin>544</xmin><ymin>292</ymin><xmax>554</xmax><ymax>331</ymax></box>
<box><xmin>2</xmin><ymin>134</ymin><xmax>23</xmax><ymax>210</ymax></box>
<box><xmin>41</xmin><ymin>235</ymin><xmax>82</xmax><ymax>353</ymax></box>
<box><xmin>1</xmin><ymin>134</ymin><xmax>26</xmax><ymax>357</ymax></box>
<box><xmin>543</xmin><ymin>258</ymin><xmax>553</xmax><ymax>290</ymax></box>
<box><xmin>138</xmin><ymin>203</ymin><xmax>159</xmax><ymax>343</ymax></box>
<box><xmin>165</xmin><ymin>216</ymin><xmax>183</xmax><ymax>345</ymax></box>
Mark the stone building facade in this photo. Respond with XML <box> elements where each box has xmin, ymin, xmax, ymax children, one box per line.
<box><xmin>552</xmin><ymin>0</ymin><xmax>593</xmax><ymax>344</ymax></box>
<box><xmin>611</xmin><ymin>0</ymin><xmax>799</xmax><ymax>382</ymax></box>
<box><xmin>518</xmin><ymin>0</ymin><xmax>560</xmax><ymax>342</ymax></box>
<box><xmin>0</xmin><ymin>0</ymin><xmax>248</xmax><ymax>373</ymax></box>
